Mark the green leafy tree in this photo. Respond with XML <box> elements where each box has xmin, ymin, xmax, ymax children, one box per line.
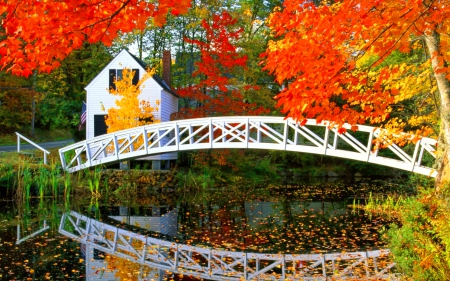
<box><xmin>0</xmin><ymin>72</ymin><xmax>37</xmax><ymax>134</ymax></box>
<box><xmin>36</xmin><ymin>43</ymin><xmax>112</xmax><ymax>134</ymax></box>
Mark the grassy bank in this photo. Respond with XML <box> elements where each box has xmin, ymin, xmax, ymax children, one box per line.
<box><xmin>0</xmin><ymin>129</ymin><xmax>72</xmax><ymax>146</ymax></box>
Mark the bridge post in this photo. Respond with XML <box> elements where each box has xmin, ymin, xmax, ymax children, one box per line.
<box><xmin>321</xmin><ymin>256</ymin><xmax>326</xmax><ymax>278</ymax></box>
<box><xmin>189</xmin><ymin>126</ymin><xmax>194</xmax><ymax>144</ymax></box>
<box><xmin>209</xmin><ymin>119</ymin><xmax>213</xmax><ymax>148</ymax></box>
<box><xmin>366</xmin><ymin>130</ymin><xmax>374</xmax><ymax>161</ymax></box>
<box><xmin>364</xmin><ymin>251</ymin><xmax>370</xmax><ymax>277</ymax></box>
<box><xmin>127</xmin><ymin>135</ymin><xmax>134</xmax><ymax>152</ymax></box>
<box><xmin>323</xmin><ymin>126</ymin><xmax>330</xmax><ymax>154</ymax></box>
<box><xmin>245</xmin><ymin>118</ymin><xmax>250</xmax><ymax>148</ymax></box>
<box><xmin>332</xmin><ymin>129</ymin><xmax>339</xmax><ymax>149</ymax></box>
<box><xmin>218</xmin><ymin>121</ymin><xmax>225</xmax><ymax>143</ymax></box>
<box><xmin>142</xmin><ymin>127</ymin><xmax>149</xmax><ymax>154</ymax></box>
<box><xmin>411</xmin><ymin>138</ymin><xmax>421</xmax><ymax>172</ymax></box>
<box><xmin>256</xmin><ymin>121</ymin><xmax>261</xmax><ymax>143</ymax></box>
<box><xmin>244</xmin><ymin>252</ymin><xmax>248</xmax><ymax>280</ymax></box>
<box><xmin>86</xmin><ymin>142</ymin><xmax>92</xmax><ymax>167</ymax></box>
<box><xmin>174</xmin><ymin>123</ymin><xmax>180</xmax><ymax>151</ymax></box>
<box><xmin>174</xmin><ymin>243</ymin><xmax>179</xmax><ymax>271</ymax></box>
<box><xmin>207</xmin><ymin>250</ymin><xmax>212</xmax><ymax>278</ymax></box>
<box><xmin>152</xmin><ymin>161</ymin><xmax>161</xmax><ymax>170</ymax></box>
<box><xmin>113</xmin><ymin>135</ymin><xmax>119</xmax><ymax>161</ymax></box>
<box><xmin>77</xmin><ymin>145</ymin><xmax>84</xmax><ymax>168</ymax></box>
<box><xmin>293</xmin><ymin>123</ymin><xmax>299</xmax><ymax>145</ymax></box>
<box><xmin>59</xmin><ymin>150</ymin><xmax>66</xmax><ymax>170</ymax></box>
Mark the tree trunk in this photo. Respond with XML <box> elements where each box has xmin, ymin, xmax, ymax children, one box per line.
<box><xmin>424</xmin><ymin>30</ymin><xmax>450</xmax><ymax>189</ymax></box>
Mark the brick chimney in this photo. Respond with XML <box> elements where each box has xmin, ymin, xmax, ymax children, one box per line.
<box><xmin>162</xmin><ymin>50</ymin><xmax>171</xmax><ymax>88</ymax></box>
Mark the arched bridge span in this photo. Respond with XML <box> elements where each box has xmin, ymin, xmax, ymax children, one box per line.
<box><xmin>59</xmin><ymin>116</ymin><xmax>437</xmax><ymax>176</ymax></box>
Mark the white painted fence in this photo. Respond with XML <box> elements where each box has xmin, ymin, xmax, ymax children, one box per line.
<box><xmin>59</xmin><ymin>211</ymin><xmax>398</xmax><ymax>280</ymax></box>
<box><xmin>59</xmin><ymin>116</ymin><xmax>437</xmax><ymax>176</ymax></box>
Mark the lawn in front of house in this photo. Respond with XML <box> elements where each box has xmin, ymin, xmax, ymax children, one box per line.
<box><xmin>0</xmin><ymin>129</ymin><xmax>73</xmax><ymax>146</ymax></box>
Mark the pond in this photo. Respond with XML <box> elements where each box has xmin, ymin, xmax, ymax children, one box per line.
<box><xmin>0</xmin><ymin>178</ymin><xmax>399</xmax><ymax>280</ymax></box>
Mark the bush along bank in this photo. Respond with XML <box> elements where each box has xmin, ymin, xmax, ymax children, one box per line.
<box><xmin>0</xmin><ymin>162</ymin><xmax>178</xmax><ymax>202</ymax></box>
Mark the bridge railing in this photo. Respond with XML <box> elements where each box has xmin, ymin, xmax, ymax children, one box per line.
<box><xmin>16</xmin><ymin>132</ymin><xmax>50</xmax><ymax>164</ymax></box>
<box><xmin>58</xmin><ymin>116</ymin><xmax>437</xmax><ymax>176</ymax></box>
<box><xmin>59</xmin><ymin>211</ymin><xmax>398</xmax><ymax>281</ymax></box>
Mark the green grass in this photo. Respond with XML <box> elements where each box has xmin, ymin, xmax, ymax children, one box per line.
<box><xmin>0</xmin><ymin>148</ymin><xmax>62</xmax><ymax>166</ymax></box>
<box><xmin>0</xmin><ymin>129</ymin><xmax>72</xmax><ymax>146</ymax></box>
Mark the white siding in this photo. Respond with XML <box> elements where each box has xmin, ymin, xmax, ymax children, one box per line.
<box><xmin>85</xmin><ymin>50</ymin><xmax>162</xmax><ymax>140</ymax></box>
<box><xmin>109</xmin><ymin>209</ymin><xmax>178</xmax><ymax>236</ymax></box>
<box><xmin>85</xmin><ymin>50</ymin><xmax>178</xmax><ymax>162</ymax></box>
<box><xmin>161</xmin><ymin>90</ymin><xmax>178</xmax><ymax>122</ymax></box>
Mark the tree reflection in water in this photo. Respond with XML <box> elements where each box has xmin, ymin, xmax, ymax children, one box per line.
<box><xmin>0</xmin><ymin>179</ymin><xmax>398</xmax><ymax>280</ymax></box>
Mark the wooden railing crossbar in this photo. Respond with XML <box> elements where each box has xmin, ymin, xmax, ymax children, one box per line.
<box><xmin>16</xmin><ymin>132</ymin><xmax>50</xmax><ymax>164</ymax></box>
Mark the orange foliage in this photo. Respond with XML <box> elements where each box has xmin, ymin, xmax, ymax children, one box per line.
<box><xmin>174</xmin><ymin>11</ymin><xmax>269</xmax><ymax>168</ymax></box>
<box><xmin>0</xmin><ymin>0</ymin><xmax>191</xmax><ymax>76</ymax></box>
<box><xmin>262</xmin><ymin>0</ymin><xmax>450</xmax><ymax>131</ymax></box>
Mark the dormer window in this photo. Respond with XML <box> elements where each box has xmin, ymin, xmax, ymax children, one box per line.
<box><xmin>109</xmin><ymin>68</ymin><xmax>139</xmax><ymax>90</ymax></box>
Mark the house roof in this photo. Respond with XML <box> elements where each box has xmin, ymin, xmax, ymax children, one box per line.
<box><xmin>85</xmin><ymin>49</ymin><xmax>179</xmax><ymax>98</ymax></box>
<box><xmin>125</xmin><ymin>50</ymin><xmax>179</xmax><ymax>98</ymax></box>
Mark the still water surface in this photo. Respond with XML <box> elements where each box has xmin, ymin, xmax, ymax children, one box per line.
<box><xmin>0</xmin><ymin>179</ymin><xmax>398</xmax><ymax>280</ymax></box>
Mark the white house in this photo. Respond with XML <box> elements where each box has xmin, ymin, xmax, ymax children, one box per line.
<box><xmin>84</xmin><ymin>49</ymin><xmax>179</xmax><ymax>169</ymax></box>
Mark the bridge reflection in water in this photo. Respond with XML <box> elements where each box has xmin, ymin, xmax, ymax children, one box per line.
<box><xmin>59</xmin><ymin>210</ymin><xmax>398</xmax><ymax>280</ymax></box>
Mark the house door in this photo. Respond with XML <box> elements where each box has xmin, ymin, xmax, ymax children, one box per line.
<box><xmin>94</xmin><ymin>115</ymin><xmax>107</xmax><ymax>137</ymax></box>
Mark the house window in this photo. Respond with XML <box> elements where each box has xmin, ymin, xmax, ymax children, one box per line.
<box><xmin>109</xmin><ymin>68</ymin><xmax>140</xmax><ymax>90</ymax></box>
<box><xmin>94</xmin><ymin>115</ymin><xmax>107</xmax><ymax>137</ymax></box>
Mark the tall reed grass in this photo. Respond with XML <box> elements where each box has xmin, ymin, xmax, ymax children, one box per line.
<box><xmin>15</xmin><ymin>163</ymin><xmax>33</xmax><ymax>201</ymax></box>
<box><xmin>365</xmin><ymin>192</ymin><xmax>406</xmax><ymax>218</ymax></box>
<box><xmin>64</xmin><ymin>173</ymin><xmax>71</xmax><ymax>203</ymax></box>
<box><xmin>50</xmin><ymin>162</ymin><xmax>59</xmax><ymax>196</ymax></box>
<box><xmin>86</xmin><ymin>166</ymin><xmax>102</xmax><ymax>195</ymax></box>
<box><xmin>36</xmin><ymin>166</ymin><xmax>49</xmax><ymax>199</ymax></box>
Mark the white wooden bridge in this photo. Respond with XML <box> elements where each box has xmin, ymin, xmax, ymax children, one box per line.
<box><xmin>59</xmin><ymin>210</ymin><xmax>398</xmax><ymax>280</ymax></box>
<box><xmin>59</xmin><ymin>116</ymin><xmax>437</xmax><ymax>176</ymax></box>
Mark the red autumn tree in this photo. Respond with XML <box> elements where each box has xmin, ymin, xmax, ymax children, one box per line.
<box><xmin>0</xmin><ymin>0</ymin><xmax>191</xmax><ymax>77</ymax></box>
<box><xmin>173</xmin><ymin>11</ymin><xmax>269</xmax><ymax>168</ymax></box>
<box><xmin>174</xmin><ymin>10</ymin><xmax>269</xmax><ymax>120</ymax></box>
<box><xmin>262</xmin><ymin>0</ymin><xmax>450</xmax><ymax>186</ymax></box>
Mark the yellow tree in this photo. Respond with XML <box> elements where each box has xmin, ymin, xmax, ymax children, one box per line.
<box><xmin>105</xmin><ymin>68</ymin><xmax>159</xmax><ymax>150</ymax></box>
<box><xmin>354</xmin><ymin>47</ymin><xmax>439</xmax><ymax>146</ymax></box>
